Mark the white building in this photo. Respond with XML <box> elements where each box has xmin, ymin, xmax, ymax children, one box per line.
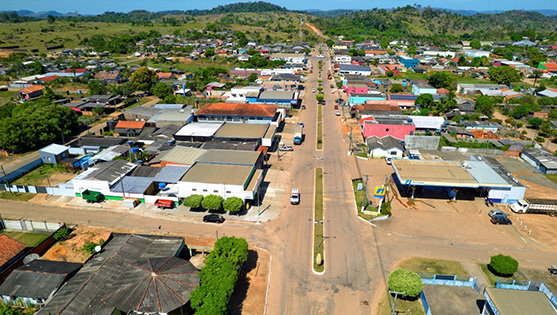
<box><xmin>422</xmin><ymin>51</ymin><xmax>456</xmax><ymax>58</ymax></box>
<box><xmin>464</xmin><ymin>49</ymin><xmax>491</xmax><ymax>58</ymax></box>
<box><xmin>334</xmin><ymin>55</ymin><xmax>352</xmax><ymax>65</ymax></box>
<box><xmin>270</xmin><ymin>53</ymin><xmax>306</xmax><ymax>64</ymax></box>
<box><xmin>366</xmin><ymin>135</ymin><xmax>404</xmax><ymax>159</ymax></box>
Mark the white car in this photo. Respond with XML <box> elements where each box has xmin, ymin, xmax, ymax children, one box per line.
<box><xmin>385</xmin><ymin>157</ymin><xmax>393</xmax><ymax>165</ymax></box>
<box><xmin>312</xmin><ymin>88</ymin><xmax>316</xmax><ymax>93</ymax></box>
<box><xmin>290</xmin><ymin>188</ymin><xmax>300</xmax><ymax>205</ymax></box>
<box><xmin>335</xmin><ymin>110</ymin><xmax>341</xmax><ymax>116</ymax></box>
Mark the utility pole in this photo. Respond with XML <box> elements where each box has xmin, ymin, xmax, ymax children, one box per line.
<box><xmin>361</xmin><ymin>175</ymin><xmax>368</xmax><ymax>212</ymax></box>
<box><xmin>1</xmin><ymin>165</ymin><xmax>12</xmax><ymax>195</ymax></box>
<box><xmin>349</xmin><ymin>126</ymin><xmax>353</xmax><ymax>154</ymax></box>
<box><xmin>389</xmin><ymin>291</ymin><xmax>405</xmax><ymax>315</ymax></box>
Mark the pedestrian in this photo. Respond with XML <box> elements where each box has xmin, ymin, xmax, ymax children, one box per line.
<box><xmin>158</xmin><ymin>225</ymin><xmax>161</xmax><ymax>230</ymax></box>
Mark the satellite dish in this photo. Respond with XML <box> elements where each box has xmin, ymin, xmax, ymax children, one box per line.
<box><xmin>95</xmin><ymin>246</ymin><xmax>102</xmax><ymax>253</ymax></box>
<box><xmin>23</xmin><ymin>253</ymin><xmax>39</xmax><ymax>265</ymax></box>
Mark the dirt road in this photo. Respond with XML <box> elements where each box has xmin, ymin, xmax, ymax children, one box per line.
<box><xmin>304</xmin><ymin>22</ymin><xmax>329</xmax><ymax>40</ymax></box>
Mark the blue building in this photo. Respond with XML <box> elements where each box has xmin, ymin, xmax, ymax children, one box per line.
<box><xmin>399</xmin><ymin>55</ymin><xmax>419</xmax><ymax>68</ymax></box>
<box><xmin>349</xmin><ymin>93</ymin><xmax>385</xmax><ymax>105</ymax></box>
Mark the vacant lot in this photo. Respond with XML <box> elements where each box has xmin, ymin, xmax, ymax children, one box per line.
<box><xmin>13</xmin><ymin>164</ymin><xmax>77</xmax><ymax>186</ymax></box>
<box><xmin>43</xmin><ymin>226</ymin><xmax>111</xmax><ymax>263</ymax></box>
<box><xmin>1</xmin><ymin>230</ymin><xmax>49</xmax><ymax>247</ymax></box>
<box><xmin>398</xmin><ymin>257</ymin><xmax>469</xmax><ymax>276</ymax></box>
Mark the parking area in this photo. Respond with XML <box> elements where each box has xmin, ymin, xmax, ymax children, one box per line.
<box><xmin>422</xmin><ymin>285</ymin><xmax>484</xmax><ymax>315</ymax></box>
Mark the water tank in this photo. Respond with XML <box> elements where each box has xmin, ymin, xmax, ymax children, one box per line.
<box><xmin>158</xmin><ymin>183</ymin><xmax>166</xmax><ymax>190</ymax></box>
<box><xmin>127</xmin><ymin>140</ymin><xmax>133</xmax><ymax>146</ymax></box>
<box><xmin>407</xmin><ymin>118</ymin><xmax>413</xmax><ymax>122</ymax></box>
<box><xmin>168</xmin><ymin>140</ymin><xmax>175</xmax><ymax>145</ymax></box>
<box><xmin>131</xmin><ymin>147</ymin><xmax>139</xmax><ymax>153</ymax></box>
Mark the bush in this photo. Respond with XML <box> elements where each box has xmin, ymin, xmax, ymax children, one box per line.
<box><xmin>489</xmin><ymin>254</ymin><xmax>518</xmax><ymax>276</ymax></box>
<box><xmin>388</xmin><ymin>268</ymin><xmax>423</xmax><ymax>298</ymax></box>
<box><xmin>381</xmin><ymin>202</ymin><xmax>391</xmax><ymax>216</ymax></box>
<box><xmin>223</xmin><ymin>197</ymin><xmax>243</xmax><ymax>214</ymax></box>
<box><xmin>82</xmin><ymin>239</ymin><xmax>104</xmax><ymax>255</ymax></box>
<box><xmin>183</xmin><ymin>194</ymin><xmax>203</xmax><ymax>209</ymax></box>
<box><xmin>202</xmin><ymin>194</ymin><xmax>224</xmax><ymax>211</ymax></box>
<box><xmin>53</xmin><ymin>228</ymin><xmax>69</xmax><ymax>241</ymax></box>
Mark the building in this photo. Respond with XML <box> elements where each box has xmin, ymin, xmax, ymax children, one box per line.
<box><xmin>399</xmin><ymin>55</ymin><xmax>419</xmax><ymax>68</ymax></box>
<box><xmin>0</xmin><ymin>260</ymin><xmax>81</xmax><ymax>307</ymax></box>
<box><xmin>256</xmin><ymin>90</ymin><xmax>299</xmax><ymax>108</ymax></box>
<box><xmin>457</xmin><ymin>83</ymin><xmax>508</xmax><ymax>95</ymax></box>
<box><xmin>195</xmin><ymin>103</ymin><xmax>280</xmax><ymax>124</ymax></box>
<box><xmin>422</xmin><ymin>51</ymin><xmax>456</xmax><ymax>58</ymax></box>
<box><xmin>270</xmin><ymin>53</ymin><xmax>306</xmax><ymax>63</ymax></box>
<box><xmin>482</xmin><ymin>287</ymin><xmax>557</xmax><ymax>315</ymax></box>
<box><xmin>339</xmin><ymin>64</ymin><xmax>372</xmax><ymax>76</ymax></box>
<box><xmin>408</xmin><ymin>115</ymin><xmax>445</xmax><ymax>131</ymax></box>
<box><xmin>173</xmin><ymin>122</ymin><xmax>223</xmax><ymax>142</ymax></box>
<box><xmin>93</xmin><ymin>71</ymin><xmax>120</xmax><ymax>83</ymax></box>
<box><xmin>366</xmin><ymin>135</ymin><xmax>404</xmax><ymax>159</ymax></box>
<box><xmin>196</xmin><ymin>149</ymin><xmax>263</xmax><ymax>168</ymax></box>
<box><xmin>37</xmin><ymin>233</ymin><xmax>198</xmax><ymax>315</ymax></box>
<box><xmin>379</xmin><ymin>64</ymin><xmax>402</xmax><ymax>76</ymax></box>
<box><xmin>464</xmin><ymin>49</ymin><xmax>491</xmax><ymax>58</ymax></box>
<box><xmin>159</xmin><ymin>146</ymin><xmax>206</xmax><ymax>167</ymax></box>
<box><xmin>412</xmin><ymin>82</ymin><xmax>437</xmax><ymax>95</ymax></box>
<box><xmin>0</xmin><ymin>234</ymin><xmax>27</xmax><ymax>274</ymax></box>
<box><xmin>463</xmin><ymin>121</ymin><xmax>502</xmax><ymax>132</ymax></box>
<box><xmin>349</xmin><ymin>92</ymin><xmax>385</xmax><ymax>105</ymax></box>
<box><xmin>114</xmin><ymin>120</ymin><xmax>146</xmax><ymax>137</ymax></box>
<box><xmin>362</xmin><ymin>116</ymin><xmax>416</xmax><ymax>140</ymax></box>
<box><xmin>334</xmin><ymin>55</ymin><xmax>352</xmax><ymax>64</ymax></box>
<box><xmin>39</xmin><ymin>144</ymin><xmax>69</xmax><ymax>165</ymax></box>
<box><xmin>69</xmin><ymin>136</ymin><xmax>128</xmax><ymax>155</ymax></box>
<box><xmin>521</xmin><ymin>147</ymin><xmax>557</xmax><ymax>174</ymax></box>
<box><xmin>213</xmin><ymin>123</ymin><xmax>270</xmax><ymax>144</ymax></box>
<box><xmin>20</xmin><ymin>85</ymin><xmax>44</xmax><ymax>100</ymax></box>
<box><xmin>447</xmin><ymin>126</ymin><xmax>474</xmax><ymax>139</ymax></box>
<box><xmin>72</xmin><ymin>160</ymin><xmax>137</xmax><ymax>196</ymax></box>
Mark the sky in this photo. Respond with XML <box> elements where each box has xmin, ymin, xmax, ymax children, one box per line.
<box><xmin>1</xmin><ymin>0</ymin><xmax>556</xmax><ymax>14</ymax></box>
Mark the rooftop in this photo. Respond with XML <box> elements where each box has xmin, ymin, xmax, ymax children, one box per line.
<box><xmin>196</xmin><ymin>103</ymin><xmax>278</xmax><ymax>118</ymax></box>
<box><xmin>111</xmin><ymin>176</ymin><xmax>154</xmax><ymax>194</ymax></box>
<box><xmin>392</xmin><ymin>160</ymin><xmax>478</xmax><ymax>187</ymax></box>
<box><xmin>181</xmin><ymin>163</ymin><xmax>254</xmax><ymax>186</ymax></box>
<box><xmin>486</xmin><ymin>287</ymin><xmax>556</xmax><ymax>315</ymax></box>
<box><xmin>0</xmin><ymin>234</ymin><xmax>27</xmax><ymax>268</ymax></box>
<box><xmin>197</xmin><ymin>149</ymin><xmax>261</xmax><ymax>166</ymax></box>
<box><xmin>39</xmin><ymin>143</ymin><xmax>69</xmax><ymax>155</ymax></box>
<box><xmin>258</xmin><ymin>90</ymin><xmax>296</xmax><ymax>100</ymax></box>
<box><xmin>214</xmin><ymin>123</ymin><xmax>269</xmax><ymax>139</ymax></box>
<box><xmin>174</xmin><ymin>122</ymin><xmax>223</xmax><ymax>138</ymax></box>
<box><xmin>366</xmin><ymin>135</ymin><xmax>403</xmax><ymax>150</ymax></box>
<box><xmin>114</xmin><ymin>120</ymin><xmax>146</xmax><ymax>130</ymax></box>
<box><xmin>83</xmin><ymin>160</ymin><xmax>136</xmax><ymax>184</ymax></box>
<box><xmin>154</xmin><ymin>165</ymin><xmax>190</xmax><ymax>183</ymax></box>
<box><xmin>160</xmin><ymin>146</ymin><xmax>206</xmax><ymax>165</ymax></box>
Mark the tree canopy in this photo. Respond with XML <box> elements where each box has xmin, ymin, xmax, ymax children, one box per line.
<box><xmin>129</xmin><ymin>66</ymin><xmax>158</xmax><ymax>91</ymax></box>
<box><xmin>489</xmin><ymin>66</ymin><xmax>521</xmax><ymax>86</ymax></box>
<box><xmin>428</xmin><ymin>72</ymin><xmax>453</xmax><ymax>89</ymax></box>
<box><xmin>475</xmin><ymin>95</ymin><xmax>495</xmax><ymax>117</ymax></box>
<box><xmin>387</xmin><ymin>268</ymin><xmax>423</xmax><ymax>298</ymax></box>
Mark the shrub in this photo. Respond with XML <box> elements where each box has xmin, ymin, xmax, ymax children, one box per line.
<box><xmin>202</xmin><ymin>194</ymin><xmax>224</xmax><ymax>211</ymax></box>
<box><xmin>82</xmin><ymin>239</ymin><xmax>104</xmax><ymax>255</ymax></box>
<box><xmin>183</xmin><ymin>194</ymin><xmax>203</xmax><ymax>209</ymax></box>
<box><xmin>489</xmin><ymin>254</ymin><xmax>518</xmax><ymax>276</ymax></box>
<box><xmin>53</xmin><ymin>228</ymin><xmax>69</xmax><ymax>241</ymax></box>
<box><xmin>381</xmin><ymin>202</ymin><xmax>391</xmax><ymax>216</ymax></box>
<box><xmin>223</xmin><ymin>197</ymin><xmax>243</xmax><ymax>214</ymax></box>
<box><xmin>388</xmin><ymin>268</ymin><xmax>423</xmax><ymax>298</ymax></box>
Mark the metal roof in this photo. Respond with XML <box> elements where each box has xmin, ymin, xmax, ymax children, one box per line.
<box><xmin>0</xmin><ymin>260</ymin><xmax>81</xmax><ymax>300</ymax></box>
<box><xmin>465</xmin><ymin>161</ymin><xmax>511</xmax><ymax>187</ymax></box>
<box><xmin>392</xmin><ymin>160</ymin><xmax>478</xmax><ymax>187</ymax></box>
<box><xmin>197</xmin><ymin>149</ymin><xmax>261</xmax><ymax>166</ymax></box>
<box><xmin>408</xmin><ymin>115</ymin><xmax>445</xmax><ymax>130</ymax></box>
<box><xmin>180</xmin><ymin>163</ymin><xmax>254</xmax><ymax>186</ymax></box>
<box><xmin>486</xmin><ymin>287</ymin><xmax>557</xmax><ymax>315</ymax></box>
<box><xmin>258</xmin><ymin>90</ymin><xmax>295</xmax><ymax>100</ymax></box>
<box><xmin>111</xmin><ymin>176</ymin><xmax>154</xmax><ymax>194</ymax></box>
<box><xmin>131</xmin><ymin>166</ymin><xmax>162</xmax><ymax>178</ymax></box>
<box><xmin>37</xmin><ymin>233</ymin><xmax>185</xmax><ymax>315</ymax></box>
<box><xmin>160</xmin><ymin>146</ymin><xmax>206</xmax><ymax>165</ymax></box>
<box><xmin>84</xmin><ymin>160</ymin><xmax>136</xmax><ymax>184</ymax></box>
<box><xmin>154</xmin><ymin>165</ymin><xmax>190</xmax><ymax>183</ymax></box>
<box><xmin>101</xmin><ymin>257</ymin><xmax>199</xmax><ymax>314</ymax></box>
<box><xmin>174</xmin><ymin>122</ymin><xmax>223</xmax><ymax>137</ymax></box>
<box><xmin>214</xmin><ymin>123</ymin><xmax>268</xmax><ymax>139</ymax></box>
<box><xmin>39</xmin><ymin>143</ymin><xmax>69</xmax><ymax>155</ymax></box>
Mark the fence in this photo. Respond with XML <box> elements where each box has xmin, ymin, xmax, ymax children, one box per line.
<box><xmin>0</xmin><ymin>183</ymin><xmax>75</xmax><ymax>197</ymax></box>
<box><xmin>1</xmin><ymin>218</ymin><xmax>62</xmax><ymax>232</ymax></box>
<box><xmin>540</xmin><ymin>282</ymin><xmax>557</xmax><ymax>309</ymax></box>
<box><xmin>419</xmin><ymin>273</ymin><xmax>477</xmax><ymax>288</ymax></box>
<box><xmin>495</xmin><ymin>278</ymin><xmax>531</xmax><ymax>290</ymax></box>
<box><xmin>420</xmin><ymin>291</ymin><xmax>432</xmax><ymax>315</ymax></box>
<box><xmin>1</xmin><ymin>158</ymin><xmax>42</xmax><ymax>182</ymax></box>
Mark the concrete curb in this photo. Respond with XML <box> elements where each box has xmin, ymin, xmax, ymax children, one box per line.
<box><xmin>311</xmin><ymin>168</ymin><xmax>325</xmax><ymax>275</ymax></box>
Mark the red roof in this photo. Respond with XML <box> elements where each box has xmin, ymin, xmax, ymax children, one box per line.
<box><xmin>20</xmin><ymin>85</ymin><xmax>44</xmax><ymax>94</ymax></box>
<box><xmin>39</xmin><ymin>75</ymin><xmax>60</xmax><ymax>82</ymax></box>
<box><xmin>65</xmin><ymin>68</ymin><xmax>87</xmax><ymax>73</ymax></box>
<box><xmin>157</xmin><ymin>73</ymin><xmax>172</xmax><ymax>79</ymax></box>
<box><xmin>196</xmin><ymin>103</ymin><xmax>278</xmax><ymax>117</ymax></box>
<box><xmin>115</xmin><ymin>120</ymin><xmax>146</xmax><ymax>129</ymax></box>
<box><xmin>542</xmin><ymin>63</ymin><xmax>557</xmax><ymax>71</ymax></box>
<box><xmin>0</xmin><ymin>234</ymin><xmax>27</xmax><ymax>267</ymax></box>
<box><xmin>365</xmin><ymin>50</ymin><xmax>388</xmax><ymax>55</ymax></box>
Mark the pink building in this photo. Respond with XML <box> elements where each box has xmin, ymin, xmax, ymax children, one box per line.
<box><xmin>346</xmin><ymin>83</ymin><xmax>370</xmax><ymax>94</ymax></box>
<box><xmin>362</xmin><ymin>117</ymin><xmax>415</xmax><ymax>140</ymax></box>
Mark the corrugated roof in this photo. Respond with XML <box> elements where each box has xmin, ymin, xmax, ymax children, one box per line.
<box><xmin>465</xmin><ymin>161</ymin><xmax>511</xmax><ymax>187</ymax></box>
<box><xmin>214</xmin><ymin>123</ymin><xmax>268</xmax><ymax>139</ymax></box>
<box><xmin>37</xmin><ymin>234</ymin><xmax>185</xmax><ymax>315</ymax></box>
<box><xmin>111</xmin><ymin>176</ymin><xmax>154</xmax><ymax>194</ymax></box>
<box><xmin>85</xmin><ymin>160</ymin><xmax>136</xmax><ymax>184</ymax></box>
<box><xmin>197</xmin><ymin>149</ymin><xmax>261</xmax><ymax>166</ymax></box>
<box><xmin>258</xmin><ymin>90</ymin><xmax>295</xmax><ymax>100</ymax></box>
<box><xmin>39</xmin><ymin>143</ymin><xmax>69</xmax><ymax>155</ymax></box>
<box><xmin>160</xmin><ymin>146</ymin><xmax>206</xmax><ymax>165</ymax></box>
<box><xmin>115</xmin><ymin>120</ymin><xmax>146</xmax><ymax>129</ymax></box>
<box><xmin>0</xmin><ymin>234</ymin><xmax>27</xmax><ymax>268</ymax></box>
<box><xmin>154</xmin><ymin>165</ymin><xmax>190</xmax><ymax>183</ymax></box>
<box><xmin>175</xmin><ymin>122</ymin><xmax>223</xmax><ymax>137</ymax></box>
<box><xmin>0</xmin><ymin>260</ymin><xmax>81</xmax><ymax>299</ymax></box>
<box><xmin>486</xmin><ymin>287</ymin><xmax>556</xmax><ymax>315</ymax></box>
<box><xmin>196</xmin><ymin>103</ymin><xmax>278</xmax><ymax>117</ymax></box>
<box><xmin>180</xmin><ymin>163</ymin><xmax>254</xmax><ymax>186</ymax></box>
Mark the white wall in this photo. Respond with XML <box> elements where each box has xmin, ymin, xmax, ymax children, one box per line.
<box><xmin>72</xmin><ymin>179</ymin><xmax>111</xmax><ymax>195</ymax></box>
<box><xmin>369</xmin><ymin>148</ymin><xmax>403</xmax><ymax>159</ymax></box>
<box><xmin>178</xmin><ymin>181</ymin><xmax>253</xmax><ymax>200</ymax></box>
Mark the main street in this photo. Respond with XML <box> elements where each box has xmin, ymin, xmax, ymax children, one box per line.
<box><xmin>1</xmin><ymin>46</ymin><xmax>557</xmax><ymax>315</ymax></box>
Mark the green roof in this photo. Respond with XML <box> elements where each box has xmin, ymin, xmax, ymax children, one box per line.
<box><xmin>486</xmin><ymin>287</ymin><xmax>557</xmax><ymax>315</ymax></box>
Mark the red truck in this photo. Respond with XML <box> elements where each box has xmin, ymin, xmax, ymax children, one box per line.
<box><xmin>154</xmin><ymin>199</ymin><xmax>174</xmax><ymax>209</ymax></box>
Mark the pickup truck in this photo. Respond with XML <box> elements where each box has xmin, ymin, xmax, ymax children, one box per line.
<box><xmin>82</xmin><ymin>190</ymin><xmax>104</xmax><ymax>203</ymax></box>
<box><xmin>510</xmin><ymin>199</ymin><xmax>557</xmax><ymax>216</ymax></box>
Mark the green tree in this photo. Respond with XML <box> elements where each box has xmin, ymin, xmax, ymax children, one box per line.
<box><xmin>87</xmin><ymin>80</ymin><xmax>107</xmax><ymax>95</ymax></box>
<box><xmin>388</xmin><ymin>269</ymin><xmax>423</xmax><ymax>298</ymax></box>
<box><xmin>540</xmin><ymin>120</ymin><xmax>553</xmax><ymax>136</ymax></box>
<box><xmin>82</xmin><ymin>239</ymin><xmax>104</xmax><ymax>254</ymax></box>
<box><xmin>325</xmin><ymin>39</ymin><xmax>334</xmax><ymax>47</ymax></box>
<box><xmin>223</xmin><ymin>197</ymin><xmax>243</xmax><ymax>214</ymax></box>
<box><xmin>527</xmin><ymin>117</ymin><xmax>543</xmax><ymax>129</ymax></box>
<box><xmin>202</xmin><ymin>194</ymin><xmax>224</xmax><ymax>211</ymax></box>
<box><xmin>152</xmin><ymin>82</ymin><xmax>173</xmax><ymax>99</ymax></box>
<box><xmin>54</xmin><ymin>228</ymin><xmax>70</xmax><ymax>241</ymax></box>
<box><xmin>470</xmin><ymin>39</ymin><xmax>481</xmax><ymax>49</ymax></box>
<box><xmin>489</xmin><ymin>254</ymin><xmax>518</xmax><ymax>276</ymax></box>
<box><xmin>386</xmin><ymin>70</ymin><xmax>394</xmax><ymax>77</ymax></box>
<box><xmin>205</xmin><ymin>48</ymin><xmax>215</xmax><ymax>57</ymax></box>
<box><xmin>475</xmin><ymin>95</ymin><xmax>495</xmax><ymax>116</ymax></box>
<box><xmin>183</xmin><ymin>194</ymin><xmax>203</xmax><ymax>208</ymax></box>
<box><xmin>511</xmin><ymin>104</ymin><xmax>530</xmax><ymax>119</ymax></box>
<box><xmin>415</xmin><ymin>93</ymin><xmax>434</xmax><ymax>109</ymax></box>
<box><xmin>489</xmin><ymin>66</ymin><xmax>521</xmax><ymax>86</ymax></box>
<box><xmin>390</xmin><ymin>84</ymin><xmax>403</xmax><ymax>93</ymax></box>
<box><xmin>316</xmin><ymin>93</ymin><xmax>324</xmax><ymax>102</ymax></box>
<box><xmin>47</xmin><ymin>15</ymin><xmax>56</xmax><ymax>24</ymax></box>
<box><xmin>247</xmin><ymin>73</ymin><xmax>258</xmax><ymax>82</ymax></box>
<box><xmin>428</xmin><ymin>72</ymin><xmax>453</xmax><ymax>89</ymax></box>
<box><xmin>129</xmin><ymin>66</ymin><xmax>158</xmax><ymax>92</ymax></box>
<box><xmin>549</xmin><ymin>108</ymin><xmax>557</xmax><ymax>119</ymax></box>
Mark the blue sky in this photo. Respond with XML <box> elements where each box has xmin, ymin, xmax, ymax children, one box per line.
<box><xmin>2</xmin><ymin>0</ymin><xmax>556</xmax><ymax>14</ymax></box>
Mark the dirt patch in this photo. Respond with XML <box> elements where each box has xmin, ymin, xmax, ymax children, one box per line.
<box><xmin>229</xmin><ymin>248</ymin><xmax>269</xmax><ymax>315</ymax></box>
<box><xmin>42</xmin><ymin>226</ymin><xmax>111</xmax><ymax>263</ymax></box>
<box><xmin>514</xmin><ymin>175</ymin><xmax>557</xmax><ymax>199</ymax></box>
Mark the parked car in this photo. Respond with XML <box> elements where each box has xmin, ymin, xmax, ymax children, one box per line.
<box><xmin>385</xmin><ymin>157</ymin><xmax>393</xmax><ymax>165</ymax></box>
<box><xmin>301</xmin><ymin>105</ymin><xmax>306</xmax><ymax>109</ymax></box>
<box><xmin>312</xmin><ymin>88</ymin><xmax>316</xmax><ymax>93</ymax></box>
<box><xmin>203</xmin><ymin>214</ymin><xmax>225</xmax><ymax>223</ymax></box>
<box><xmin>488</xmin><ymin>209</ymin><xmax>507</xmax><ymax>218</ymax></box>
<box><xmin>491</xmin><ymin>215</ymin><xmax>512</xmax><ymax>225</ymax></box>
<box><xmin>279</xmin><ymin>145</ymin><xmax>294</xmax><ymax>151</ymax></box>
<box><xmin>334</xmin><ymin>105</ymin><xmax>338</xmax><ymax>110</ymax></box>
<box><xmin>330</xmin><ymin>84</ymin><xmax>334</xmax><ymax>88</ymax></box>
<box><xmin>335</xmin><ymin>110</ymin><xmax>341</xmax><ymax>116</ymax></box>
<box><xmin>290</xmin><ymin>188</ymin><xmax>300</xmax><ymax>205</ymax></box>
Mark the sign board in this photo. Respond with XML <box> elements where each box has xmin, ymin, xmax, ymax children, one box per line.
<box><xmin>357</xmin><ymin>183</ymin><xmax>363</xmax><ymax>191</ymax></box>
<box><xmin>374</xmin><ymin>186</ymin><xmax>386</xmax><ymax>198</ymax></box>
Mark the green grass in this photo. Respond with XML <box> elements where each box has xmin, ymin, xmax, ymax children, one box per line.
<box><xmin>546</xmin><ymin>174</ymin><xmax>557</xmax><ymax>184</ymax></box>
<box><xmin>399</xmin><ymin>257</ymin><xmax>469</xmax><ymax>276</ymax></box>
<box><xmin>378</xmin><ymin>291</ymin><xmax>426</xmax><ymax>315</ymax></box>
<box><xmin>0</xmin><ymin>90</ymin><xmax>17</xmax><ymax>98</ymax></box>
<box><xmin>1</xmin><ymin>230</ymin><xmax>49</xmax><ymax>247</ymax></box>
<box><xmin>351</xmin><ymin>179</ymin><xmax>376</xmax><ymax>220</ymax></box>
<box><xmin>479</xmin><ymin>263</ymin><xmax>525</xmax><ymax>286</ymax></box>
<box><xmin>0</xmin><ymin>191</ymin><xmax>35</xmax><ymax>201</ymax></box>
<box><xmin>313</xmin><ymin>168</ymin><xmax>324</xmax><ymax>273</ymax></box>
<box><xmin>317</xmin><ymin>105</ymin><xmax>323</xmax><ymax>149</ymax></box>
<box><xmin>13</xmin><ymin>164</ymin><xmax>68</xmax><ymax>186</ymax></box>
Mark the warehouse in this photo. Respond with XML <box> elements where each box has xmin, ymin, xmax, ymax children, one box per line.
<box><xmin>392</xmin><ymin>156</ymin><xmax>525</xmax><ymax>203</ymax></box>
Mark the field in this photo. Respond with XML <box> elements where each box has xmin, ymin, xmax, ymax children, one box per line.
<box><xmin>1</xmin><ymin>230</ymin><xmax>49</xmax><ymax>247</ymax></box>
<box><xmin>0</xmin><ymin>12</ymin><xmax>304</xmax><ymax>53</ymax></box>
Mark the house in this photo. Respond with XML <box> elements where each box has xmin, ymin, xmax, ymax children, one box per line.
<box><xmin>521</xmin><ymin>147</ymin><xmax>557</xmax><ymax>174</ymax></box>
<box><xmin>69</xmin><ymin>136</ymin><xmax>128</xmax><ymax>155</ymax></box>
<box><xmin>446</xmin><ymin>126</ymin><xmax>474</xmax><ymax>139</ymax></box>
<box><xmin>39</xmin><ymin>144</ymin><xmax>69</xmax><ymax>165</ymax></box>
<box><xmin>362</xmin><ymin>116</ymin><xmax>416</xmax><ymax>140</ymax></box>
<box><xmin>237</xmin><ymin>54</ymin><xmax>251</xmax><ymax>62</ymax></box>
<box><xmin>366</xmin><ymin>135</ymin><xmax>404</xmax><ymax>159</ymax></box>
<box><xmin>538</xmin><ymin>62</ymin><xmax>557</xmax><ymax>74</ymax></box>
<box><xmin>20</xmin><ymin>85</ymin><xmax>44</xmax><ymax>100</ymax></box>
<box><xmin>364</xmin><ymin>50</ymin><xmax>388</xmax><ymax>58</ymax></box>
<box><xmin>481</xmin><ymin>287</ymin><xmax>556</xmax><ymax>315</ymax></box>
<box><xmin>408</xmin><ymin>115</ymin><xmax>445</xmax><ymax>131</ymax></box>
<box><xmin>270</xmin><ymin>53</ymin><xmax>306</xmax><ymax>63</ymax></box>
<box><xmin>513</xmin><ymin>39</ymin><xmax>536</xmax><ymax>47</ymax></box>
<box><xmin>94</xmin><ymin>71</ymin><xmax>120</xmax><ymax>83</ymax></box>
<box><xmin>339</xmin><ymin>64</ymin><xmax>372</xmax><ymax>76</ymax></box>
<box><xmin>114</xmin><ymin>120</ymin><xmax>146</xmax><ymax>137</ymax></box>
<box><xmin>196</xmin><ymin>149</ymin><xmax>263</xmax><ymax>168</ymax></box>
<box><xmin>0</xmin><ymin>260</ymin><xmax>81</xmax><ymax>307</ymax></box>
<box><xmin>412</xmin><ymin>82</ymin><xmax>437</xmax><ymax>95</ymax></box>
<box><xmin>398</xmin><ymin>55</ymin><xmax>419</xmax><ymax>68</ymax></box>
<box><xmin>213</xmin><ymin>123</ymin><xmax>270</xmax><ymax>144</ymax></box>
<box><xmin>334</xmin><ymin>55</ymin><xmax>352</xmax><ymax>65</ymax></box>
<box><xmin>345</xmin><ymin>82</ymin><xmax>375</xmax><ymax>95</ymax></box>
<box><xmin>194</xmin><ymin>103</ymin><xmax>280</xmax><ymax>124</ymax></box>
<box><xmin>349</xmin><ymin>92</ymin><xmax>385</xmax><ymax>105</ymax></box>
<box><xmin>463</xmin><ymin>120</ymin><xmax>502</xmax><ymax>132</ymax></box>
<box><xmin>422</xmin><ymin>51</ymin><xmax>456</xmax><ymax>58</ymax></box>
<box><xmin>85</xmin><ymin>94</ymin><xmax>122</xmax><ymax>106</ymax></box>
<box><xmin>72</xmin><ymin>160</ymin><xmax>137</xmax><ymax>196</ymax></box>
<box><xmin>256</xmin><ymin>90</ymin><xmax>299</xmax><ymax>108</ymax></box>
<box><xmin>457</xmin><ymin>83</ymin><xmax>508</xmax><ymax>95</ymax></box>
<box><xmin>156</xmin><ymin>72</ymin><xmax>173</xmax><ymax>80</ymax></box>
<box><xmin>173</xmin><ymin>122</ymin><xmax>223</xmax><ymax>142</ymax></box>
<box><xmin>464</xmin><ymin>49</ymin><xmax>491</xmax><ymax>58</ymax></box>
<box><xmin>378</xmin><ymin>64</ymin><xmax>401</xmax><ymax>76</ymax></box>
<box><xmin>37</xmin><ymin>233</ymin><xmax>198</xmax><ymax>315</ymax></box>
<box><xmin>178</xmin><ymin>163</ymin><xmax>263</xmax><ymax>201</ymax></box>
<box><xmin>0</xmin><ymin>234</ymin><xmax>27</xmax><ymax>275</ymax></box>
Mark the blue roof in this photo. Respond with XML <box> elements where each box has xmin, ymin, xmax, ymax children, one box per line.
<box><xmin>389</xmin><ymin>94</ymin><xmax>418</xmax><ymax>101</ymax></box>
<box><xmin>111</xmin><ymin>176</ymin><xmax>154</xmax><ymax>194</ymax></box>
<box><xmin>154</xmin><ymin>165</ymin><xmax>190</xmax><ymax>183</ymax></box>
<box><xmin>339</xmin><ymin>64</ymin><xmax>371</xmax><ymax>71</ymax></box>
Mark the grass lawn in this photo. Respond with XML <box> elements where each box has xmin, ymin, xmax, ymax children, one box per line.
<box><xmin>479</xmin><ymin>263</ymin><xmax>526</xmax><ymax>286</ymax></box>
<box><xmin>351</xmin><ymin>179</ymin><xmax>376</xmax><ymax>220</ymax></box>
<box><xmin>0</xmin><ymin>191</ymin><xmax>35</xmax><ymax>201</ymax></box>
<box><xmin>546</xmin><ymin>174</ymin><xmax>557</xmax><ymax>184</ymax></box>
<box><xmin>317</xmin><ymin>105</ymin><xmax>323</xmax><ymax>149</ymax></box>
<box><xmin>0</xmin><ymin>90</ymin><xmax>17</xmax><ymax>99</ymax></box>
<box><xmin>13</xmin><ymin>164</ymin><xmax>68</xmax><ymax>186</ymax></box>
<box><xmin>1</xmin><ymin>230</ymin><xmax>49</xmax><ymax>247</ymax></box>
<box><xmin>377</xmin><ymin>292</ymin><xmax>426</xmax><ymax>315</ymax></box>
<box><xmin>398</xmin><ymin>257</ymin><xmax>469</xmax><ymax>276</ymax></box>
<box><xmin>313</xmin><ymin>168</ymin><xmax>324</xmax><ymax>273</ymax></box>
